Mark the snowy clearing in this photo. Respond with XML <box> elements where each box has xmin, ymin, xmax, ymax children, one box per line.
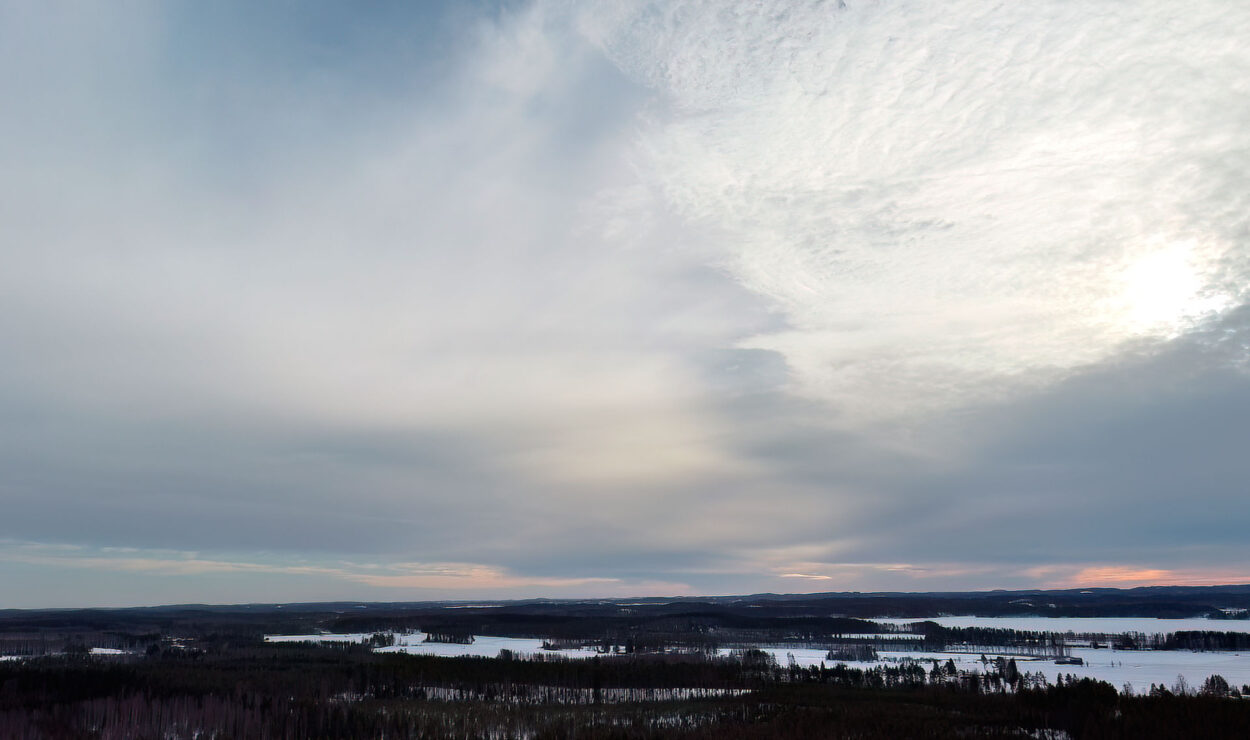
<box><xmin>870</xmin><ymin>616</ymin><xmax>1250</xmax><ymax>635</ymax></box>
<box><xmin>747</xmin><ymin>647</ymin><xmax>1250</xmax><ymax>694</ymax></box>
<box><xmin>261</xmin><ymin>629</ymin><xmax>1250</xmax><ymax>694</ymax></box>
<box><xmin>264</xmin><ymin>633</ymin><xmax>377</xmax><ymax>644</ymax></box>
<box><xmin>377</xmin><ymin>632</ymin><xmax>604</xmax><ymax>659</ymax></box>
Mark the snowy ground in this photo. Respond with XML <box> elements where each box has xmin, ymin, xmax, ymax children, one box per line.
<box><xmin>377</xmin><ymin>632</ymin><xmax>604</xmax><ymax>659</ymax></box>
<box><xmin>830</xmin><ymin>633</ymin><xmax>922</xmax><ymax>640</ymax></box>
<box><xmin>741</xmin><ymin>646</ymin><xmax>1250</xmax><ymax>693</ymax></box>
<box><xmin>266</xmin><ymin>631</ymin><xmax>606</xmax><ymax>659</ymax></box>
<box><xmin>0</xmin><ymin>648</ymin><xmax>132</xmax><ymax>660</ymax></box>
<box><xmin>1010</xmin><ymin>647</ymin><xmax>1250</xmax><ymax>692</ymax></box>
<box><xmin>264</xmin><ymin>632</ymin><xmax>378</xmax><ymax>644</ymax></box>
<box><xmin>261</xmin><ymin>629</ymin><xmax>1250</xmax><ymax>694</ymax></box>
<box><xmin>870</xmin><ymin>616</ymin><xmax>1250</xmax><ymax>635</ymax></box>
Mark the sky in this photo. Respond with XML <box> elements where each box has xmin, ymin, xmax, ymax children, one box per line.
<box><xmin>2</xmin><ymin>0</ymin><xmax>1249</xmax><ymax>608</ymax></box>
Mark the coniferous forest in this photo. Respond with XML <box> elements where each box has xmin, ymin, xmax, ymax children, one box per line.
<box><xmin>3</xmin><ymin>638</ymin><xmax>1250</xmax><ymax>738</ymax></box>
<box><xmin>4</xmin><ymin>591</ymin><xmax>1250</xmax><ymax>738</ymax></box>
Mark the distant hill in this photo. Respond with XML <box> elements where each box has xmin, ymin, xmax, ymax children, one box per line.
<box><xmin>3</xmin><ymin>585</ymin><xmax>1248</xmax><ymax>639</ymax></box>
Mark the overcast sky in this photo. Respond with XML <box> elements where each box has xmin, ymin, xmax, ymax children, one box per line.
<box><xmin>3</xmin><ymin>1</ymin><xmax>1249</xmax><ymax>608</ymax></box>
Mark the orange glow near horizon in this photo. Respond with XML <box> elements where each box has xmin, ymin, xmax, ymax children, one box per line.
<box><xmin>1054</xmin><ymin>566</ymin><xmax>1250</xmax><ymax>589</ymax></box>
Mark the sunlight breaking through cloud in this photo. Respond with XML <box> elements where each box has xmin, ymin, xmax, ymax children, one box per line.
<box><xmin>1</xmin><ymin>1</ymin><xmax>1248</xmax><ymax>605</ymax></box>
<box><xmin>581</xmin><ymin>0</ymin><xmax>1250</xmax><ymax>419</ymax></box>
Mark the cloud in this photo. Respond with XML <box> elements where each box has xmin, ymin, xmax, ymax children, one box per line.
<box><xmin>1027</xmin><ymin>565</ymin><xmax>1250</xmax><ymax>589</ymax></box>
<box><xmin>0</xmin><ymin>540</ymin><xmax>659</xmax><ymax>595</ymax></box>
<box><xmin>0</xmin><ymin>2</ymin><xmax>765</xmax><ymax>549</ymax></box>
<box><xmin>581</xmin><ymin>0</ymin><xmax>1250</xmax><ymax>420</ymax></box>
<box><xmin>0</xmin><ymin>1</ymin><xmax>1248</xmax><ymax>605</ymax></box>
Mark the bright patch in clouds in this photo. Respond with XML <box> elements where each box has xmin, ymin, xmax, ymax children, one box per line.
<box><xmin>582</xmin><ymin>0</ymin><xmax>1250</xmax><ymax>418</ymax></box>
<box><xmin>1028</xmin><ymin>565</ymin><xmax>1250</xmax><ymax>590</ymax></box>
<box><xmin>0</xmin><ymin>1</ymin><xmax>1248</xmax><ymax>605</ymax></box>
<box><xmin>0</xmin><ymin>540</ymin><xmax>686</xmax><ymax>604</ymax></box>
<box><xmin>1114</xmin><ymin>241</ymin><xmax>1233</xmax><ymax>338</ymax></box>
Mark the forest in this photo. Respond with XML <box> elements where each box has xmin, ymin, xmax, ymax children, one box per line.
<box><xmin>2</xmin><ymin>642</ymin><xmax>1249</xmax><ymax>739</ymax></box>
<box><xmin>4</xmin><ymin>588</ymin><xmax>1250</xmax><ymax>738</ymax></box>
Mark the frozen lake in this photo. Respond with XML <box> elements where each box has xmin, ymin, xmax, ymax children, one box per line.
<box><xmin>748</xmin><ymin>647</ymin><xmax>1250</xmax><ymax>694</ymax></box>
<box><xmin>870</xmin><ymin>616</ymin><xmax>1250</xmax><ymax>635</ymax></box>
<box><xmin>265</xmin><ymin>631</ymin><xmax>604</xmax><ymax>659</ymax></box>
<box><xmin>264</xmin><ymin>626</ymin><xmax>1250</xmax><ymax>695</ymax></box>
<box><xmin>379</xmin><ymin>632</ymin><xmax>605</xmax><ymax>659</ymax></box>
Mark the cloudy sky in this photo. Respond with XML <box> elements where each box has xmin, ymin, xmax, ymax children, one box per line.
<box><xmin>3</xmin><ymin>0</ymin><xmax>1249</xmax><ymax>607</ymax></box>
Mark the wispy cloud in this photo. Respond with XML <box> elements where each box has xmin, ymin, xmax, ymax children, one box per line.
<box><xmin>1028</xmin><ymin>564</ymin><xmax>1250</xmax><ymax>589</ymax></box>
<box><xmin>583</xmin><ymin>0</ymin><xmax>1250</xmax><ymax>419</ymax></box>
<box><xmin>0</xmin><ymin>2</ymin><xmax>1247</xmax><ymax>606</ymax></box>
<box><xmin>0</xmin><ymin>540</ymin><xmax>641</xmax><ymax>594</ymax></box>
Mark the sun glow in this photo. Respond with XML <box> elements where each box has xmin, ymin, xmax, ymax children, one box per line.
<box><xmin>1115</xmin><ymin>241</ymin><xmax>1230</xmax><ymax>338</ymax></box>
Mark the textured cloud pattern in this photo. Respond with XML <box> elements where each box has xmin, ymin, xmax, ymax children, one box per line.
<box><xmin>583</xmin><ymin>0</ymin><xmax>1250</xmax><ymax>417</ymax></box>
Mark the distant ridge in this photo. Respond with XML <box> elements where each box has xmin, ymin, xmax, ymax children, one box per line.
<box><xmin>4</xmin><ymin>584</ymin><xmax>1250</xmax><ymax>628</ymax></box>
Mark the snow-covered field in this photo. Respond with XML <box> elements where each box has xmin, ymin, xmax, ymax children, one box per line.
<box><xmin>733</xmin><ymin>647</ymin><xmax>831</xmax><ymax>667</ymax></box>
<box><xmin>0</xmin><ymin>648</ymin><xmax>131</xmax><ymax>660</ymax></box>
<box><xmin>378</xmin><ymin>632</ymin><xmax>605</xmax><ymax>659</ymax></box>
<box><xmin>263</xmin><ymin>626</ymin><xmax>1250</xmax><ymax>694</ymax></box>
<box><xmin>743</xmin><ymin>647</ymin><xmax>1250</xmax><ymax>694</ymax></box>
<box><xmin>264</xmin><ymin>632</ymin><xmax>378</xmax><ymax>644</ymax></box>
<box><xmin>411</xmin><ymin>685</ymin><xmax>749</xmax><ymax>704</ymax></box>
<box><xmin>870</xmin><ymin>616</ymin><xmax>1250</xmax><ymax>635</ymax></box>
<box><xmin>1011</xmin><ymin>647</ymin><xmax>1250</xmax><ymax>692</ymax></box>
<box><xmin>266</xmin><ymin>631</ymin><xmax>605</xmax><ymax>659</ymax></box>
<box><xmin>832</xmin><ymin>633</ymin><xmax>923</xmax><ymax>640</ymax></box>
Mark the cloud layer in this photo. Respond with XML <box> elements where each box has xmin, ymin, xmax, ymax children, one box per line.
<box><xmin>583</xmin><ymin>0</ymin><xmax>1250</xmax><ymax>418</ymax></box>
<box><xmin>0</xmin><ymin>1</ymin><xmax>1247</xmax><ymax>606</ymax></box>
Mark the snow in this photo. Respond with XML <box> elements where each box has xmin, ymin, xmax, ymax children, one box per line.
<box><xmin>264</xmin><ymin>631</ymin><xmax>606</xmax><ymax>658</ymax></box>
<box><xmin>264</xmin><ymin>633</ymin><xmax>376</xmax><ymax>644</ymax></box>
<box><xmin>832</xmin><ymin>633</ymin><xmax>923</xmax><ymax>640</ymax></box>
<box><xmin>411</xmin><ymin>685</ymin><xmax>749</xmax><ymax>704</ymax></box>
<box><xmin>375</xmin><ymin>632</ymin><xmax>604</xmax><ymax>659</ymax></box>
<box><xmin>1</xmin><ymin>650</ymin><xmax>130</xmax><ymax>660</ymax></box>
<box><xmin>739</xmin><ymin>647</ymin><xmax>1250</xmax><ymax>694</ymax></box>
<box><xmin>1015</xmin><ymin>647</ymin><xmax>1250</xmax><ymax>692</ymax></box>
<box><xmin>870</xmin><ymin>616</ymin><xmax>1250</xmax><ymax>635</ymax></box>
<box><xmin>729</xmin><ymin>647</ymin><xmax>832</xmax><ymax>667</ymax></box>
<box><xmin>264</xmin><ymin>629</ymin><xmax>1250</xmax><ymax>694</ymax></box>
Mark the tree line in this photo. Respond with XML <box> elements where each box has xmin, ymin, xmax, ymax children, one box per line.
<box><xmin>3</xmin><ymin>642</ymin><xmax>1250</xmax><ymax>738</ymax></box>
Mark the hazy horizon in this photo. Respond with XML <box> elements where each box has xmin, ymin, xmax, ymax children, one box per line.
<box><xmin>10</xmin><ymin>582</ymin><xmax>1250</xmax><ymax>613</ymax></box>
<box><xmin>3</xmin><ymin>1</ymin><xmax>1249</xmax><ymax>609</ymax></box>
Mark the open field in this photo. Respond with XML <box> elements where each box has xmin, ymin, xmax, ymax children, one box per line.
<box><xmin>873</xmin><ymin>616</ymin><xmax>1250</xmax><ymax>635</ymax></box>
<box><xmin>258</xmin><ymin>630</ymin><xmax>1250</xmax><ymax>695</ymax></box>
<box><xmin>6</xmin><ymin>591</ymin><xmax>1250</xmax><ymax>736</ymax></box>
